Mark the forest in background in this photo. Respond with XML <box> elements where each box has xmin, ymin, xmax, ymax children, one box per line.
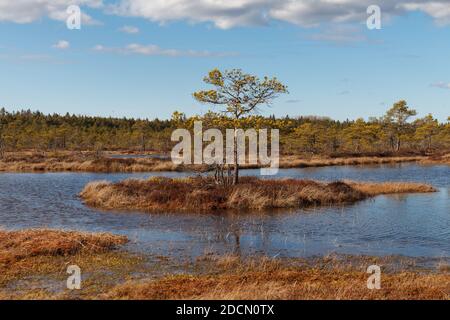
<box><xmin>0</xmin><ymin>101</ymin><xmax>449</xmax><ymax>157</ymax></box>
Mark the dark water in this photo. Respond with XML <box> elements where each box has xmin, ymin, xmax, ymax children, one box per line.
<box><xmin>0</xmin><ymin>164</ymin><xmax>448</xmax><ymax>259</ymax></box>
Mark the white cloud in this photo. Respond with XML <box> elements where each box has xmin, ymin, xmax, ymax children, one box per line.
<box><xmin>307</xmin><ymin>25</ymin><xmax>367</xmax><ymax>44</ymax></box>
<box><xmin>52</xmin><ymin>40</ymin><xmax>70</xmax><ymax>49</ymax></box>
<box><xmin>93</xmin><ymin>43</ymin><xmax>238</xmax><ymax>57</ymax></box>
<box><xmin>93</xmin><ymin>44</ymin><xmax>106</xmax><ymax>51</ymax></box>
<box><xmin>119</xmin><ymin>25</ymin><xmax>139</xmax><ymax>33</ymax></box>
<box><xmin>109</xmin><ymin>0</ymin><xmax>274</xmax><ymax>29</ymax></box>
<box><xmin>431</xmin><ymin>82</ymin><xmax>450</xmax><ymax>89</ymax></box>
<box><xmin>110</xmin><ymin>0</ymin><xmax>450</xmax><ymax>29</ymax></box>
<box><xmin>0</xmin><ymin>0</ymin><xmax>102</xmax><ymax>25</ymax></box>
<box><xmin>399</xmin><ymin>2</ymin><xmax>450</xmax><ymax>25</ymax></box>
<box><xmin>2</xmin><ymin>0</ymin><xmax>450</xmax><ymax>29</ymax></box>
<box><xmin>285</xmin><ymin>99</ymin><xmax>301</xmax><ymax>103</ymax></box>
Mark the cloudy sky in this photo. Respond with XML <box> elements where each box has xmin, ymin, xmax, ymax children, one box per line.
<box><xmin>1</xmin><ymin>0</ymin><xmax>450</xmax><ymax>121</ymax></box>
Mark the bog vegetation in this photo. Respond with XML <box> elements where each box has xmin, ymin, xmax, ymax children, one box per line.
<box><xmin>0</xmin><ymin>229</ymin><xmax>128</xmax><ymax>266</ymax></box>
<box><xmin>0</xmin><ymin>101</ymin><xmax>448</xmax><ymax>157</ymax></box>
<box><xmin>106</xmin><ymin>255</ymin><xmax>450</xmax><ymax>300</ymax></box>
<box><xmin>79</xmin><ymin>176</ymin><xmax>435</xmax><ymax>212</ymax></box>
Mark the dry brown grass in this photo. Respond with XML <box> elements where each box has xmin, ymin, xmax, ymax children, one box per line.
<box><xmin>277</xmin><ymin>155</ymin><xmax>429</xmax><ymax>168</ymax></box>
<box><xmin>0</xmin><ymin>229</ymin><xmax>147</xmax><ymax>300</ymax></box>
<box><xmin>105</xmin><ymin>255</ymin><xmax>450</xmax><ymax>300</ymax></box>
<box><xmin>1</xmin><ymin>151</ymin><xmax>448</xmax><ymax>173</ymax></box>
<box><xmin>79</xmin><ymin>176</ymin><xmax>436</xmax><ymax>212</ymax></box>
<box><xmin>0</xmin><ymin>233</ymin><xmax>447</xmax><ymax>300</ymax></box>
<box><xmin>346</xmin><ymin>181</ymin><xmax>437</xmax><ymax>195</ymax></box>
<box><xmin>0</xmin><ymin>151</ymin><xmax>185</xmax><ymax>172</ymax></box>
<box><xmin>0</xmin><ymin>229</ymin><xmax>128</xmax><ymax>269</ymax></box>
<box><xmin>421</xmin><ymin>153</ymin><xmax>450</xmax><ymax>165</ymax></box>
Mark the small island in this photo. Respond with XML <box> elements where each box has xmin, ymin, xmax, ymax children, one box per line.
<box><xmin>80</xmin><ymin>176</ymin><xmax>436</xmax><ymax>212</ymax></box>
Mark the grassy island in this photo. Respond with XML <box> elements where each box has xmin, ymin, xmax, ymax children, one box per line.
<box><xmin>79</xmin><ymin>176</ymin><xmax>436</xmax><ymax>212</ymax></box>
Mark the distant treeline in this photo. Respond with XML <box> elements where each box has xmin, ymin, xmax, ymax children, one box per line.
<box><xmin>0</xmin><ymin>101</ymin><xmax>449</xmax><ymax>155</ymax></box>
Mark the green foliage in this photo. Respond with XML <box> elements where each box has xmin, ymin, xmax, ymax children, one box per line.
<box><xmin>193</xmin><ymin>68</ymin><xmax>288</xmax><ymax>119</ymax></box>
<box><xmin>383</xmin><ymin>100</ymin><xmax>418</xmax><ymax>151</ymax></box>
<box><xmin>414</xmin><ymin>114</ymin><xmax>440</xmax><ymax>149</ymax></box>
<box><xmin>0</xmin><ymin>109</ymin><xmax>172</xmax><ymax>151</ymax></box>
<box><xmin>0</xmin><ymin>102</ymin><xmax>448</xmax><ymax>155</ymax></box>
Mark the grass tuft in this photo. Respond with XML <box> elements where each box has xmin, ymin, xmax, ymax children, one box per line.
<box><xmin>0</xmin><ymin>229</ymin><xmax>128</xmax><ymax>267</ymax></box>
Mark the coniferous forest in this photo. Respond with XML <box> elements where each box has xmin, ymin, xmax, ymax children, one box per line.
<box><xmin>0</xmin><ymin>101</ymin><xmax>448</xmax><ymax>156</ymax></box>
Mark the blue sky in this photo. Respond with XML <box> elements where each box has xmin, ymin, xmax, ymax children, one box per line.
<box><xmin>0</xmin><ymin>1</ymin><xmax>450</xmax><ymax>121</ymax></box>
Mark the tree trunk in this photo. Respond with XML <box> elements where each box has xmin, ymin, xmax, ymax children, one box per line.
<box><xmin>233</xmin><ymin>129</ymin><xmax>239</xmax><ymax>185</ymax></box>
<box><xmin>396</xmin><ymin>137</ymin><xmax>401</xmax><ymax>152</ymax></box>
<box><xmin>0</xmin><ymin>137</ymin><xmax>4</xmax><ymax>159</ymax></box>
<box><xmin>389</xmin><ymin>136</ymin><xmax>395</xmax><ymax>151</ymax></box>
<box><xmin>141</xmin><ymin>133</ymin><xmax>146</xmax><ymax>152</ymax></box>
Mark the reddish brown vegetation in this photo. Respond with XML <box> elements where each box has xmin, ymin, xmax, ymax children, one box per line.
<box><xmin>277</xmin><ymin>155</ymin><xmax>428</xmax><ymax>168</ymax></box>
<box><xmin>0</xmin><ymin>151</ymin><xmax>183</xmax><ymax>172</ymax></box>
<box><xmin>80</xmin><ymin>177</ymin><xmax>435</xmax><ymax>212</ymax></box>
<box><xmin>0</xmin><ymin>229</ymin><xmax>128</xmax><ymax>268</ymax></box>
<box><xmin>106</xmin><ymin>256</ymin><xmax>450</xmax><ymax>300</ymax></box>
<box><xmin>346</xmin><ymin>181</ymin><xmax>436</xmax><ymax>195</ymax></box>
<box><xmin>1</xmin><ymin>151</ymin><xmax>448</xmax><ymax>173</ymax></box>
